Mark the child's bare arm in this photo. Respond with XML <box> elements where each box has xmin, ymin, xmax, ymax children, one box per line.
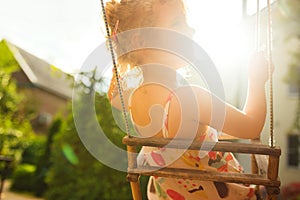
<box><xmin>168</xmin><ymin>53</ymin><xmax>270</xmax><ymax>139</ymax></box>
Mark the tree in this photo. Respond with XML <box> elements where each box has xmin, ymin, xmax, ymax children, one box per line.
<box><xmin>0</xmin><ymin>69</ymin><xmax>34</xmax><ymax>161</ymax></box>
<box><xmin>45</xmin><ymin>70</ymin><xmax>136</xmax><ymax>200</ymax></box>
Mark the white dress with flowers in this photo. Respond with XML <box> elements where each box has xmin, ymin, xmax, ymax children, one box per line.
<box><xmin>121</xmin><ymin>67</ymin><xmax>257</xmax><ymax>200</ymax></box>
<box><xmin>136</xmin><ymin>129</ymin><xmax>257</xmax><ymax>200</ymax></box>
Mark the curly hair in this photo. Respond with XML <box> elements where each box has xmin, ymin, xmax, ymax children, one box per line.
<box><xmin>104</xmin><ymin>0</ymin><xmax>185</xmax><ymax>100</ymax></box>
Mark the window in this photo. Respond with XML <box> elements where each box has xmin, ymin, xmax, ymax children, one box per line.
<box><xmin>37</xmin><ymin>112</ymin><xmax>53</xmax><ymax>126</ymax></box>
<box><xmin>288</xmin><ymin>134</ymin><xmax>300</xmax><ymax>168</ymax></box>
<box><xmin>288</xmin><ymin>83</ymin><xmax>300</xmax><ymax>97</ymax></box>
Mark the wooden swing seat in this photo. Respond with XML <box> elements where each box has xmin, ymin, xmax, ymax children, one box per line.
<box><xmin>123</xmin><ymin>136</ymin><xmax>281</xmax><ymax>199</ymax></box>
<box><xmin>99</xmin><ymin>0</ymin><xmax>280</xmax><ymax>198</ymax></box>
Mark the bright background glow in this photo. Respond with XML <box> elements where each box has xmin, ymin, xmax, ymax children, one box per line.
<box><xmin>186</xmin><ymin>1</ymin><xmax>253</xmax><ymax>105</ymax></box>
<box><xmin>0</xmin><ymin>0</ymin><xmax>263</xmax><ymax>72</ymax></box>
<box><xmin>0</xmin><ymin>0</ymin><xmax>102</xmax><ymax>74</ymax></box>
<box><xmin>187</xmin><ymin>0</ymin><xmax>245</xmax><ymax>62</ymax></box>
<box><xmin>0</xmin><ymin>0</ymin><xmax>268</xmax><ymax>103</ymax></box>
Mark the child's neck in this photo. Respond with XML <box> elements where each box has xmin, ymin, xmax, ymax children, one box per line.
<box><xmin>140</xmin><ymin>64</ymin><xmax>178</xmax><ymax>89</ymax></box>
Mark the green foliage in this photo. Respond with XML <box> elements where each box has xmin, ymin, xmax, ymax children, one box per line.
<box><xmin>10</xmin><ymin>164</ymin><xmax>36</xmax><ymax>192</ymax></box>
<box><xmin>34</xmin><ymin>117</ymin><xmax>63</xmax><ymax>197</ymax></box>
<box><xmin>0</xmin><ymin>40</ymin><xmax>20</xmax><ymax>73</ymax></box>
<box><xmin>0</xmin><ymin>40</ymin><xmax>39</xmax><ymax>189</ymax></box>
<box><xmin>0</xmin><ymin>39</ymin><xmax>37</xmax><ymax>165</ymax></box>
<box><xmin>45</xmin><ymin>92</ymin><xmax>133</xmax><ymax>200</ymax></box>
<box><xmin>9</xmin><ymin>136</ymin><xmax>48</xmax><ymax>196</ymax></box>
<box><xmin>0</xmin><ymin>69</ymin><xmax>34</xmax><ymax>161</ymax></box>
<box><xmin>0</xmin><ymin>40</ymin><xmax>35</xmax><ymax>161</ymax></box>
<box><xmin>21</xmin><ymin>136</ymin><xmax>46</xmax><ymax>166</ymax></box>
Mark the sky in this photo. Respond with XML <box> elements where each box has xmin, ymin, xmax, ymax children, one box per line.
<box><xmin>0</xmin><ymin>0</ymin><xmax>268</xmax><ymax>74</ymax></box>
<box><xmin>0</xmin><ymin>0</ymin><xmax>102</xmax><ymax>73</ymax></box>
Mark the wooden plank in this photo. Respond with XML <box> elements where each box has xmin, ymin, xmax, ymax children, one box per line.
<box><xmin>123</xmin><ymin>136</ymin><xmax>281</xmax><ymax>156</ymax></box>
<box><xmin>268</xmin><ymin>156</ymin><xmax>280</xmax><ymax>182</ymax></box>
<box><xmin>128</xmin><ymin>166</ymin><xmax>281</xmax><ymax>187</ymax></box>
<box><xmin>126</xmin><ymin>146</ymin><xmax>142</xmax><ymax>200</ymax></box>
<box><xmin>127</xmin><ymin>146</ymin><xmax>138</xmax><ymax>169</ymax></box>
<box><xmin>130</xmin><ymin>181</ymin><xmax>142</xmax><ymax>200</ymax></box>
<box><xmin>266</xmin><ymin>155</ymin><xmax>281</xmax><ymax>199</ymax></box>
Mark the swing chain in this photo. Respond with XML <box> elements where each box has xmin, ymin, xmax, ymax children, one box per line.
<box><xmin>100</xmin><ymin>0</ymin><xmax>275</xmax><ymax>146</ymax></box>
<box><xmin>267</xmin><ymin>0</ymin><xmax>274</xmax><ymax>148</ymax></box>
<box><xmin>256</xmin><ymin>0</ymin><xmax>275</xmax><ymax>148</ymax></box>
<box><xmin>100</xmin><ymin>0</ymin><xmax>132</xmax><ymax>137</ymax></box>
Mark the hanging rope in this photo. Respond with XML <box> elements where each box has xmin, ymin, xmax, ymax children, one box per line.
<box><xmin>255</xmin><ymin>0</ymin><xmax>274</xmax><ymax>147</ymax></box>
<box><xmin>100</xmin><ymin>0</ymin><xmax>132</xmax><ymax>137</ymax></box>
<box><xmin>267</xmin><ymin>0</ymin><xmax>274</xmax><ymax>147</ymax></box>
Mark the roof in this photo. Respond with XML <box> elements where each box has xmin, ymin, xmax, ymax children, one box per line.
<box><xmin>5</xmin><ymin>40</ymin><xmax>73</xmax><ymax>99</ymax></box>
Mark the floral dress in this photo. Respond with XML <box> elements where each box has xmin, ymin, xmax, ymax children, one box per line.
<box><xmin>134</xmin><ymin>92</ymin><xmax>256</xmax><ymax>200</ymax></box>
<box><xmin>136</xmin><ymin>129</ymin><xmax>257</xmax><ymax>200</ymax></box>
<box><xmin>122</xmin><ymin>66</ymin><xmax>257</xmax><ymax>200</ymax></box>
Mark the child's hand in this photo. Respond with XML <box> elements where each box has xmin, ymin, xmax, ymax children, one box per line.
<box><xmin>248</xmin><ymin>52</ymin><xmax>274</xmax><ymax>85</ymax></box>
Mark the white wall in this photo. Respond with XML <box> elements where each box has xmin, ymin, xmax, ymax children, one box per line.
<box><xmin>260</xmin><ymin>20</ymin><xmax>300</xmax><ymax>186</ymax></box>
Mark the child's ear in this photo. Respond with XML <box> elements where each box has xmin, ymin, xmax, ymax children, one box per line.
<box><xmin>131</xmin><ymin>33</ymin><xmax>145</xmax><ymax>49</ymax></box>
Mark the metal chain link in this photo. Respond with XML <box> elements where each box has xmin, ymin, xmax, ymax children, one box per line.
<box><xmin>267</xmin><ymin>0</ymin><xmax>274</xmax><ymax>147</ymax></box>
<box><xmin>100</xmin><ymin>0</ymin><xmax>132</xmax><ymax>137</ymax></box>
<box><xmin>100</xmin><ymin>0</ymin><xmax>274</xmax><ymax>144</ymax></box>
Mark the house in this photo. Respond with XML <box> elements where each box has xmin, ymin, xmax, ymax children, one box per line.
<box><xmin>2</xmin><ymin>40</ymin><xmax>73</xmax><ymax>133</ymax></box>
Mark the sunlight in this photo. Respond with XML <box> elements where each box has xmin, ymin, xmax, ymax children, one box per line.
<box><xmin>186</xmin><ymin>0</ymin><xmax>249</xmax><ymax>69</ymax></box>
<box><xmin>185</xmin><ymin>0</ymin><xmax>256</xmax><ymax>104</ymax></box>
<box><xmin>185</xmin><ymin>0</ymin><xmax>276</xmax><ymax>104</ymax></box>
<box><xmin>186</xmin><ymin>0</ymin><xmax>275</xmax><ymax>70</ymax></box>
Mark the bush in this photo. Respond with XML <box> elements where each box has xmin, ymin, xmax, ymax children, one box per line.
<box><xmin>34</xmin><ymin>117</ymin><xmax>62</xmax><ymax>197</ymax></box>
<box><xmin>21</xmin><ymin>136</ymin><xmax>46</xmax><ymax>165</ymax></box>
<box><xmin>9</xmin><ymin>136</ymin><xmax>46</xmax><ymax>195</ymax></box>
<box><xmin>10</xmin><ymin>164</ymin><xmax>36</xmax><ymax>192</ymax></box>
<box><xmin>45</xmin><ymin>93</ymin><xmax>133</xmax><ymax>200</ymax></box>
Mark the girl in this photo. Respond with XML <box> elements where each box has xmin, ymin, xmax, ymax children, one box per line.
<box><xmin>105</xmin><ymin>0</ymin><xmax>270</xmax><ymax>199</ymax></box>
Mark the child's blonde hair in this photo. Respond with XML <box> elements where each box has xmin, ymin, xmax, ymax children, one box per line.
<box><xmin>105</xmin><ymin>0</ymin><xmax>185</xmax><ymax>100</ymax></box>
